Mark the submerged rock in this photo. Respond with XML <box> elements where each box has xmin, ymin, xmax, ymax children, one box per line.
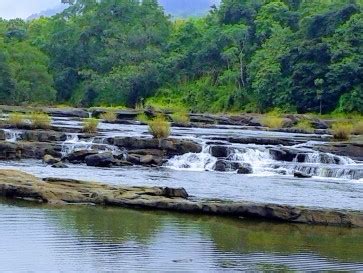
<box><xmin>43</xmin><ymin>154</ymin><xmax>61</xmax><ymax>165</ymax></box>
<box><xmin>237</xmin><ymin>163</ymin><xmax>253</xmax><ymax>174</ymax></box>
<box><xmin>52</xmin><ymin>162</ymin><xmax>69</xmax><ymax>168</ymax></box>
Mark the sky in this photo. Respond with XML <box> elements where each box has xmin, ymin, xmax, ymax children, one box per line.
<box><xmin>0</xmin><ymin>0</ymin><xmax>60</xmax><ymax>19</ymax></box>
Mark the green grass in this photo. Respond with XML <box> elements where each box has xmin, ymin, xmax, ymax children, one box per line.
<box><xmin>148</xmin><ymin>115</ymin><xmax>171</xmax><ymax>139</ymax></box>
<box><xmin>83</xmin><ymin>118</ymin><xmax>99</xmax><ymax>133</ymax></box>
<box><xmin>260</xmin><ymin>112</ymin><xmax>284</xmax><ymax>129</ymax></box>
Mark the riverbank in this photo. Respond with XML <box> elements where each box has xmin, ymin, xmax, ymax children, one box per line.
<box><xmin>1</xmin><ymin>170</ymin><xmax>362</xmax><ymax>227</ymax></box>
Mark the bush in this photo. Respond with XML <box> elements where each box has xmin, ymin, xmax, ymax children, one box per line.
<box><xmin>331</xmin><ymin>122</ymin><xmax>353</xmax><ymax>140</ymax></box>
<box><xmin>353</xmin><ymin>120</ymin><xmax>363</xmax><ymax>135</ymax></box>
<box><xmin>261</xmin><ymin>113</ymin><xmax>284</xmax><ymax>129</ymax></box>
<box><xmin>83</xmin><ymin>118</ymin><xmax>99</xmax><ymax>133</ymax></box>
<box><xmin>295</xmin><ymin>119</ymin><xmax>314</xmax><ymax>133</ymax></box>
<box><xmin>30</xmin><ymin>112</ymin><xmax>51</xmax><ymax>129</ymax></box>
<box><xmin>100</xmin><ymin>111</ymin><xmax>117</xmax><ymax>122</ymax></box>
<box><xmin>171</xmin><ymin>111</ymin><xmax>190</xmax><ymax>125</ymax></box>
<box><xmin>8</xmin><ymin>112</ymin><xmax>26</xmax><ymax>127</ymax></box>
<box><xmin>148</xmin><ymin>115</ymin><xmax>171</xmax><ymax>139</ymax></box>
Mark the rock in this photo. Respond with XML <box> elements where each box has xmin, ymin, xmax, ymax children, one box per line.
<box><xmin>127</xmin><ymin>149</ymin><xmax>164</xmax><ymax>157</ymax></box>
<box><xmin>66</xmin><ymin>150</ymin><xmax>98</xmax><ymax>162</ymax></box>
<box><xmin>126</xmin><ymin>154</ymin><xmax>141</xmax><ymax>165</ymax></box>
<box><xmin>0</xmin><ymin>142</ymin><xmax>22</xmax><ymax>160</ymax></box>
<box><xmin>0</xmin><ymin>130</ymin><xmax>5</xmax><ymax>141</ymax></box>
<box><xmin>209</xmin><ymin>146</ymin><xmax>230</xmax><ymax>158</ymax></box>
<box><xmin>140</xmin><ymin>155</ymin><xmax>163</xmax><ymax>166</ymax></box>
<box><xmin>85</xmin><ymin>152</ymin><xmax>115</xmax><ymax>167</ymax></box>
<box><xmin>162</xmin><ymin>187</ymin><xmax>188</xmax><ymax>198</ymax></box>
<box><xmin>294</xmin><ymin>171</ymin><xmax>312</xmax><ymax>178</ymax></box>
<box><xmin>237</xmin><ymin>163</ymin><xmax>253</xmax><ymax>174</ymax></box>
<box><xmin>45</xmin><ymin>108</ymin><xmax>89</xmax><ymax>118</ymax></box>
<box><xmin>213</xmin><ymin>160</ymin><xmax>241</xmax><ymax>172</ymax></box>
<box><xmin>0</xmin><ymin>169</ymin><xmax>361</xmax><ymax>227</ymax></box>
<box><xmin>315</xmin><ymin>143</ymin><xmax>363</xmax><ymax>162</ymax></box>
<box><xmin>43</xmin><ymin>154</ymin><xmax>61</xmax><ymax>165</ymax></box>
<box><xmin>51</xmin><ymin>162</ymin><xmax>69</xmax><ymax>168</ymax></box>
<box><xmin>269</xmin><ymin>148</ymin><xmax>302</xmax><ymax>162</ymax></box>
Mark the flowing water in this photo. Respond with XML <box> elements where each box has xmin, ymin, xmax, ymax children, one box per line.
<box><xmin>1</xmin><ymin>116</ymin><xmax>363</xmax><ymax>270</ymax></box>
<box><xmin>0</xmin><ymin>198</ymin><xmax>362</xmax><ymax>272</ymax></box>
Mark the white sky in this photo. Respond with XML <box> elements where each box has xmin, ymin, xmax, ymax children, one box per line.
<box><xmin>0</xmin><ymin>0</ymin><xmax>60</xmax><ymax>19</ymax></box>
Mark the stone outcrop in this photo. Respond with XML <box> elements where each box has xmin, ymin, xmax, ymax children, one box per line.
<box><xmin>0</xmin><ymin>170</ymin><xmax>361</xmax><ymax>228</ymax></box>
<box><xmin>0</xmin><ymin>141</ymin><xmax>61</xmax><ymax>160</ymax></box>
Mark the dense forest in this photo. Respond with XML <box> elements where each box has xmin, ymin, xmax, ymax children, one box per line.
<box><xmin>0</xmin><ymin>0</ymin><xmax>362</xmax><ymax>114</ymax></box>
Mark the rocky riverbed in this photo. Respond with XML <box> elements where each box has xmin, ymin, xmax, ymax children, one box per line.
<box><xmin>0</xmin><ymin>106</ymin><xmax>362</xmax><ymax>227</ymax></box>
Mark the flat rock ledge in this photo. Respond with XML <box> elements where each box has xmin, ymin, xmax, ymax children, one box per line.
<box><xmin>0</xmin><ymin>170</ymin><xmax>362</xmax><ymax>228</ymax></box>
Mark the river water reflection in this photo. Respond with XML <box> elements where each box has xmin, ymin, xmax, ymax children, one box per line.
<box><xmin>1</xmin><ymin>198</ymin><xmax>362</xmax><ymax>272</ymax></box>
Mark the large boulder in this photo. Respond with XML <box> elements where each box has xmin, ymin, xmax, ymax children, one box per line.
<box><xmin>22</xmin><ymin>130</ymin><xmax>67</xmax><ymax>143</ymax></box>
<box><xmin>139</xmin><ymin>155</ymin><xmax>163</xmax><ymax>166</ymax></box>
<box><xmin>294</xmin><ymin>171</ymin><xmax>312</xmax><ymax>179</ymax></box>
<box><xmin>213</xmin><ymin>160</ymin><xmax>241</xmax><ymax>172</ymax></box>
<box><xmin>162</xmin><ymin>187</ymin><xmax>188</xmax><ymax>198</ymax></box>
<box><xmin>0</xmin><ymin>142</ymin><xmax>22</xmax><ymax>160</ymax></box>
<box><xmin>209</xmin><ymin>145</ymin><xmax>230</xmax><ymax>158</ymax></box>
<box><xmin>85</xmin><ymin>152</ymin><xmax>116</xmax><ymax>167</ymax></box>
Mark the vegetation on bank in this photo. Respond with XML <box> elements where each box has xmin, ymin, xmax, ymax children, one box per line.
<box><xmin>0</xmin><ymin>0</ymin><xmax>362</xmax><ymax>115</ymax></box>
<box><xmin>83</xmin><ymin>118</ymin><xmax>99</xmax><ymax>134</ymax></box>
<box><xmin>148</xmin><ymin>115</ymin><xmax>171</xmax><ymax>139</ymax></box>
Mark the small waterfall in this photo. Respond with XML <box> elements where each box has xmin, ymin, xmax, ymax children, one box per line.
<box><xmin>166</xmin><ymin>145</ymin><xmax>217</xmax><ymax>171</ymax></box>
<box><xmin>293</xmin><ymin>152</ymin><xmax>355</xmax><ymax>165</ymax></box>
<box><xmin>3</xmin><ymin>129</ymin><xmax>22</xmax><ymax>142</ymax></box>
<box><xmin>61</xmin><ymin>133</ymin><xmax>125</xmax><ymax>158</ymax></box>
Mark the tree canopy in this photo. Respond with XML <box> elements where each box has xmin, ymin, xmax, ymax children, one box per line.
<box><xmin>0</xmin><ymin>0</ymin><xmax>362</xmax><ymax>113</ymax></box>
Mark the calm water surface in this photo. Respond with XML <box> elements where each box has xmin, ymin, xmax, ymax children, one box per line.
<box><xmin>0</xmin><ymin>198</ymin><xmax>362</xmax><ymax>272</ymax></box>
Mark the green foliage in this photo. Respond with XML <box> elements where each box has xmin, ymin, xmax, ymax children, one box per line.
<box><xmin>331</xmin><ymin>122</ymin><xmax>353</xmax><ymax>140</ymax></box>
<box><xmin>136</xmin><ymin>113</ymin><xmax>150</xmax><ymax>124</ymax></box>
<box><xmin>83</xmin><ymin>118</ymin><xmax>99</xmax><ymax>134</ymax></box>
<box><xmin>148</xmin><ymin>115</ymin><xmax>171</xmax><ymax>139</ymax></box>
<box><xmin>0</xmin><ymin>0</ymin><xmax>361</xmax><ymax>114</ymax></box>
<box><xmin>30</xmin><ymin>112</ymin><xmax>51</xmax><ymax>129</ymax></box>
<box><xmin>8</xmin><ymin>112</ymin><xmax>26</xmax><ymax>127</ymax></box>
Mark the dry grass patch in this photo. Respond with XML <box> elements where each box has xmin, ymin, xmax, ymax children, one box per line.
<box><xmin>331</xmin><ymin>122</ymin><xmax>353</xmax><ymax>140</ymax></box>
<box><xmin>171</xmin><ymin>111</ymin><xmax>190</xmax><ymax>125</ymax></box>
<box><xmin>261</xmin><ymin>114</ymin><xmax>284</xmax><ymax>129</ymax></box>
<box><xmin>148</xmin><ymin>115</ymin><xmax>171</xmax><ymax>139</ymax></box>
<box><xmin>83</xmin><ymin>118</ymin><xmax>99</xmax><ymax>134</ymax></box>
<box><xmin>353</xmin><ymin>120</ymin><xmax>363</xmax><ymax>135</ymax></box>
<box><xmin>295</xmin><ymin>119</ymin><xmax>314</xmax><ymax>133</ymax></box>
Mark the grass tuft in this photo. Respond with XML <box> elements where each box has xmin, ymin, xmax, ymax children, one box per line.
<box><xmin>8</xmin><ymin>112</ymin><xmax>26</xmax><ymax>128</ymax></box>
<box><xmin>261</xmin><ymin>112</ymin><xmax>284</xmax><ymax>129</ymax></box>
<box><xmin>30</xmin><ymin>112</ymin><xmax>51</xmax><ymax>129</ymax></box>
<box><xmin>331</xmin><ymin>122</ymin><xmax>353</xmax><ymax>140</ymax></box>
<box><xmin>137</xmin><ymin>113</ymin><xmax>150</xmax><ymax>124</ymax></box>
<box><xmin>100</xmin><ymin>111</ymin><xmax>117</xmax><ymax>123</ymax></box>
<box><xmin>148</xmin><ymin>115</ymin><xmax>171</xmax><ymax>139</ymax></box>
<box><xmin>295</xmin><ymin>119</ymin><xmax>314</xmax><ymax>133</ymax></box>
<box><xmin>353</xmin><ymin>120</ymin><xmax>363</xmax><ymax>135</ymax></box>
<box><xmin>171</xmin><ymin>111</ymin><xmax>190</xmax><ymax>126</ymax></box>
<box><xmin>83</xmin><ymin>118</ymin><xmax>99</xmax><ymax>134</ymax></box>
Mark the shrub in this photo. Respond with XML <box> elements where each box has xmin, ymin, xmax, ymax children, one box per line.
<box><xmin>137</xmin><ymin>113</ymin><xmax>150</xmax><ymax>123</ymax></box>
<box><xmin>148</xmin><ymin>115</ymin><xmax>171</xmax><ymax>139</ymax></box>
<box><xmin>171</xmin><ymin>111</ymin><xmax>190</xmax><ymax>125</ymax></box>
<box><xmin>331</xmin><ymin>122</ymin><xmax>353</xmax><ymax>140</ymax></box>
<box><xmin>83</xmin><ymin>118</ymin><xmax>99</xmax><ymax>133</ymax></box>
<box><xmin>353</xmin><ymin>120</ymin><xmax>363</xmax><ymax>135</ymax></box>
<box><xmin>8</xmin><ymin>112</ymin><xmax>26</xmax><ymax>127</ymax></box>
<box><xmin>30</xmin><ymin>112</ymin><xmax>51</xmax><ymax>129</ymax></box>
<box><xmin>295</xmin><ymin>119</ymin><xmax>314</xmax><ymax>133</ymax></box>
<box><xmin>261</xmin><ymin>113</ymin><xmax>284</xmax><ymax>129</ymax></box>
<box><xmin>100</xmin><ymin>111</ymin><xmax>117</xmax><ymax>122</ymax></box>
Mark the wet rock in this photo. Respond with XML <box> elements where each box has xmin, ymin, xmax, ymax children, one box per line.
<box><xmin>1</xmin><ymin>170</ymin><xmax>361</xmax><ymax>227</ymax></box>
<box><xmin>85</xmin><ymin>152</ymin><xmax>115</xmax><ymax>167</ymax></box>
<box><xmin>110</xmin><ymin>137</ymin><xmax>202</xmax><ymax>157</ymax></box>
<box><xmin>269</xmin><ymin>148</ymin><xmax>307</xmax><ymax>162</ymax></box>
<box><xmin>0</xmin><ymin>142</ymin><xmax>22</xmax><ymax>160</ymax></box>
<box><xmin>43</xmin><ymin>154</ymin><xmax>61</xmax><ymax>165</ymax></box>
<box><xmin>162</xmin><ymin>187</ymin><xmax>188</xmax><ymax>198</ymax></box>
<box><xmin>294</xmin><ymin>171</ymin><xmax>312</xmax><ymax>179</ymax></box>
<box><xmin>315</xmin><ymin>143</ymin><xmax>363</xmax><ymax>161</ymax></box>
<box><xmin>22</xmin><ymin>130</ymin><xmax>67</xmax><ymax>143</ymax></box>
<box><xmin>65</xmin><ymin>150</ymin><xmax>98</xmax><ymax>163</ymax></box>
<box><xmin>126</xmin><ymin>154</ymin><xmax>141</xmax><ymax>165</ymax></box>
<box><xmin>237</xmin><ymin>163</ymin><xmax>253</xmax><ymax>174</ymax></box>
<box><xmin>0</xmin><ymin>130</ymin><xmax>5</xmax><ymax>141</ymax></box>
<box><xmin>19</xmin><ymin>142</ymin><xmax>61</xmax><ymax>159</ymax></box>
<box><xmin>209</xmin><ymin>146</ymin><xmax>230</xmax><ymax>158</ymax></box>
<box><xmin>45</xmin><ymin>108</ymin><xmax>89</xmax><ymax>118</ymax></box>
<box><xmin>127</xmin><ymin>149</ymin><xmax>164</xmax><ymax>157</ymax></box>
<box><xmin>140</xmin><ymin>155</ymin><xmax>163</xmax><ymax>166</ymax></box>
<box><xmin>52</xmin><ymin>162</ymin><xmax>69</xmax><ymax>168</ymax></box>
<box><xmin>213</xmin><ymin>160</ymin><xmax>241</xmax><ymax>172</ymax></box>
